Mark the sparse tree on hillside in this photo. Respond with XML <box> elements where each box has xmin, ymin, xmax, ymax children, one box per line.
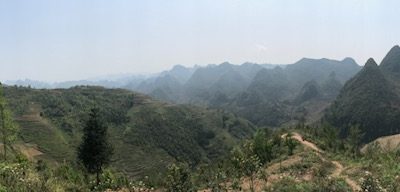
<box><xmin>347</xmin><ymin>125</ymin><xmax>363</xmax><ymax>158</ymax></box>
<box><xmin>231</xmin><ymin>141</ymin><xmax>262</xmax><ymax>192</ymax></box>
<box><xmin>165</xmin><ymin>163</ymin><xmax>195</xmax><ymax>192</ymax></box>
<box><xmin>0</xmin><ymin>83</ymin><xmax>19</xmax><ymax>161</ymax></box>
<box><xmin>285</xmin><ymin>133</ymin><xmax>297</xmax><ymax>156</ymax></box>
<box><xmin>321</xmin><ymin>123</ymin><xmax>339</xmax><ymax>152</ymax></box>
<box><xmin>77</xmin><ymin>107</ymin><xmax>113</xmax><ymax>185</ymax></box>
<box><xmin>253</xmin><ymin>129</ymin><xmax>273</xmax><ymax>164</ymax></box>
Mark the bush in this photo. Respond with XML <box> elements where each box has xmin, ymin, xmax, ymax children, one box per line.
<box><xmin>165</xmin><ymin>163</ymin><xmax>195</xmax><ymax>192</ymax></box>
<box><xmin>361</xmin><ymin>172</ymin><xmax>385</xmax><ymax>192</ymax></box>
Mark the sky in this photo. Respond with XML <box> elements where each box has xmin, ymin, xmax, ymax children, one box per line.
<box><xmin>0</xmin><ymin>0</ymin><xmax>399</xmax><ymax>82</ymax></box>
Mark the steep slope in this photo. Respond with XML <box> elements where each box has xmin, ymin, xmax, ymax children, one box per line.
<box><xmin>321</xmin><ymin>72</ymin><xmax>343</xmax><ymax>99</ymax></box>
<box><xmin>294</xmin><ymin>80</ymin><xmax>321</xmax><ymax>104</ymax></box>
<box><xmin>136</xmin><ymin>74</ymin><xmax>183</xmax><ymax>102</ymax></box>
<box><xmin>183</xmin><ymin>62</ymin><xmax>266</xmax><ymax>105</ymax></box>
<box><xmin>245</xmin><ymin>67</ymin><xmax>290</xmax><ymax>102</ymax></box>
<box><xmin>324</xmin><ymin>58</ymin><xmax>400</xmax><ymax>142</ymax></box>
<box><xmin>219</xmin><ymin>58</ymin><xmax>360</xmax><ymax>127</ymax></box>
<box><xmin>208</xmin><ymin>68</ymin><xmax>248</xmax><ymax>97</ymax></box>
<box><xmin>226</xmin><ymin>68</ymin><xmax>291</xmax><ymax>126</ymax></box>
<box><xmin>380</xmin><ymin>45</ymin><xmax>400</xmax><ymax>94</ymax></box>
<box><xmin>182</xmin><ymin>63</ymin><xmax>234</xmax><ymax>104</ymax></box>
<box><xmin>185</xmin><ymin>63</ymin><xmax>234</xmax><ymax>91</ymax></box>
<box><xmin>4</xmin><ymin>86</ymin><xmax>256</xmax><ymax>178</ymax></box>
<box><xmin>380</xmin><ymin>45</ymin><xmax>400</xmax><ymax>75</ymax></box>
<box><xmin>234</xmin><ymin>62</ymin><xmax>265</xmax><ymax>81</ymax></box>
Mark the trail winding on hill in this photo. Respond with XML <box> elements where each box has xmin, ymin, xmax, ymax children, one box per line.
<box><xmin>287</xmin><ymin>132</ymin><xmax>361</xmax><ymax>191</ymax></box>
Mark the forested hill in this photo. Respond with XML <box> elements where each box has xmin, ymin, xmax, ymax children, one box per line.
<box><xmin>325</xmin><ymin>46</ymin><xmax>400</xmax><ymax>143</ymax></box>
<box><xmin>2</xmin><ymin>86</ymin><xmax>255</xmax><ymax>179</ymax></box>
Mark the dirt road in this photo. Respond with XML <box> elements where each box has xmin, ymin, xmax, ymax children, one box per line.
<box><xmin>288</xmin><ymin>132</ymin><xmax>361</xmax><ymax>191</ymax></box>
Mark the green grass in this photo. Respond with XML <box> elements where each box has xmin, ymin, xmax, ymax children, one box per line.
<box><xmin>17</xmin><ymin>116</ymin><xmax>74</xmax><ymax>162</ymax></box>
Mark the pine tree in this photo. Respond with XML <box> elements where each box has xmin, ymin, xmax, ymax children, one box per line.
<box><xmin>0</xmin><ymin>83</ymin><xmax>19</xmax><ymax>161</ymax></box>
<box><xmin>77</xmin><ymin>107</ymin><xmax>113</xmax><ymax>185</ymax></box>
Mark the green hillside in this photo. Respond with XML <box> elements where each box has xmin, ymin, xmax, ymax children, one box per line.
<box><xmin>324</xmin><ymin>58</ymin><xmax>400</xmax><ymax>142</ymax></box>
<box><xmin>3</xmin><ymin>86</ymin><xmax>256</xmax><ymax>179</ymax></box>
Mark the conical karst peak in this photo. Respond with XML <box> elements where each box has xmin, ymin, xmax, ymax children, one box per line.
<box><xmin>364</xmin><ymin>58</ymin><xmax>378</xmax><ymax>68</ymax></box>
<box><xmin>390</xmin><ymin>45</ymin><xmax>400</xmax><ymax>51</ymax></box>
<box><xmin>384</xmin><ymin>45</ymin><xmax>400</xmax><ymax>59</ymax></box>
<box><xmin>380</xmin><ymin>45</ymin><xmax>400</xmax><ymax>71</ymax></box>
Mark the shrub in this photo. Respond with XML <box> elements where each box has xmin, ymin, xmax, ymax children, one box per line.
<box><xmin>164</xmin><ymin>163</ymin><xmax>195</xmax><ymax>192</ymax></box>
<box><xmin>361</xmin><ymin>172</ymin><xmax>385</xmax><ymax>192</ymax></box>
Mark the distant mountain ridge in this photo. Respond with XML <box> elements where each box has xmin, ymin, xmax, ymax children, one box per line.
<box><xmin>6</xmin><ymin>57</ymin><xmax>361</xmax><ymax>128</ymax></box>
<box><xmin>6</xmin><ymin>74</ymin><xmax>151</xmax><ymax>89</ymax></box>
<box><xmin>133</xmin><ymin>58</ymin><xmax>359</xmax><ymax>105</ymax></box>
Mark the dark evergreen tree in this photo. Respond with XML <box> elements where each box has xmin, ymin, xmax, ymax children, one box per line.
<box><xmin>77</xmin><ymin>107</ymin><xmax>113</xmax><ymax>185</ymax></box>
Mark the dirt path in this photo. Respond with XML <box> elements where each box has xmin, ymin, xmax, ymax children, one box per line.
<box><xmin>0</xmin><ymin>143</ymin><xmax>43</xmax><ymax>161</ymax></box>
<box><xmin>331</xmin><ymin>161</ymin><xmax>343</xmax><ymax>177</ymax></box>
<box><xmin>287</xmin><ymin>132</ymin><xmax>361</xmax><ymax>191</ymax></box>
<box><xmin>287</xmin><ymin>133</ymin><xmax>324</xmax><ymax>153</ymax></box>
<box><xmin>201</xmin><ymin>132</ymin><xmax>361</xmax><ymax>192</ymax></box>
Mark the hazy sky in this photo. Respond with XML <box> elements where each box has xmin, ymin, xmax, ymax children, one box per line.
<box><xmin>0</xmin><ymin>0</ymin><xmax>399</xmax><ymax>82</ymax></box>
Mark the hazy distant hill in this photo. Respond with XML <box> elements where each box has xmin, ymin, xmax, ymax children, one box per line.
<box><xmin>159</xmin><ymin>64</ymin><xmax>198</xmax><ymax>84</ymax></box>
<box><xmin>6</xmin><ymin>74</ymin><xmax>149</xmax><ymax>89</ymax></box>
<box><xmin>120</xmin><ymin>58</ymin><xmax>360</xmax><ymax>127</ymax></box>
<box><xmin>6</xmin><ymin>57</ymin><xmax>361</xmax><ymax>128</ymax></box>
<box><xmin>137</xmin><ymin>74</ymin><xmax>183</xmax><ymax>102</ymax></box>
<box><xmin>284</xmin><ymin>57</ymin><xmax>360</xmax><ymax>89</ymax></box>
<box><xmin>119</xmin><ymin>62</ymin><xmax>267</xmax><ymax>103</ymax></box>
<box><xmin>294</xmin><ymin>80</ymin><xmax>322</xmax><ymax>104</ymax></box>
<box><xmin>320</xmin><ymin>72</ymin><xmax>343</xmax><ymax>99</ymax></box>
<box><xmin>219</xmin><ymin>58</ymin><xmax>360</xmax><ymax>127</ymax></box>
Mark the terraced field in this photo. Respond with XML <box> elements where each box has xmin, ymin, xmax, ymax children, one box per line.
<box><xmin>15</xmin><ymin>102</ymin><xmax>74</xmax><ymax>162</ymax></box>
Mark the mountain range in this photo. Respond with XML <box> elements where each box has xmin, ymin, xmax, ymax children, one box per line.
<box><xmin>7</xmin><ymin>46</ymin><xmax>400</xmax><ymax>144</ymax></box>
